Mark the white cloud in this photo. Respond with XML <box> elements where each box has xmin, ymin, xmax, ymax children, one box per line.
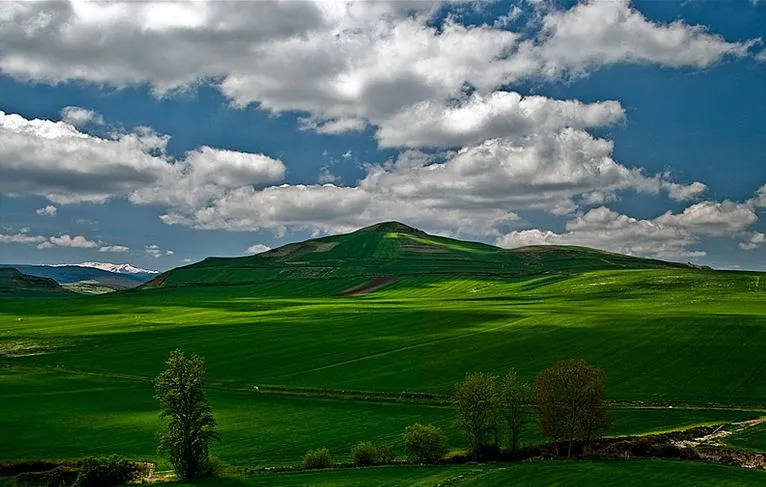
<box><xmin>36</xmin><ymin>205</ymin><xmax>57</xmax><ymax>216</ymax></box>
<box><xmin>246</xmin><ymin>243</ymin><xmax>271</xmax><ymax>254</ymax></box>
<box><xmin>0</xmin><ymin>233</ymin><xmax>46</xmax><ymax>245</ymax></box>
<box><xmin>525</xmin><ymin>0</ymin><xmax>758</xmax><ymax>78</ymax></box>
<box><xmin>0</xmin><ymin>0</ymin><xmax>756</xmax><ymax>131</ymax></box>
<box><xmin>59</xmin><ymin>106</ymin><xmax>103</xmax><ymax>127</ymax></box>
<box><xmin>740</xmin><ymin>232</ymin><xmax>766</xmax><ymax>250</ymax></box>
<box><xmin>376</xmin><ymin>91</ymin><xmax>625</xmax><ymax>148</ymax></box>
<box><xmin>145</xmin><ymin>244</ymin><xmax>174</xmax><ymax>258</ymax></box>
<box><xmin>0</xmin><ymin>111</ymin><xmax>286</xmax><ymax>205</ymax></box>
<box><xmin>47</xmin><ymin>234</ymin><xmax>99</xmax><ymax>248</ymax></box>
<box><xmin>662</xmin><ymin>181</ymin><xmax>707</xmax><ymax>202</ymax></box>
<box><xmin>99</xmin><ymin>245</ymin><xmax>130</xmax><ymax>253</ymax></box>
<box><xmin>497</xmin><ymin>201</ymin><xmax>759</xmax><ymax>259</ymax></box>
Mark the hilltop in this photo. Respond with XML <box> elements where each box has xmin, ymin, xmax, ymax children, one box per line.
<box><xmin>0</xmin><ymin>268</ymin><xmax>71</xmax><ymax>296</ymax></box>
<box><xmin>146</xmin><ymin>221</ymin><xmax>686</xmax><ymax>288</ymax></box>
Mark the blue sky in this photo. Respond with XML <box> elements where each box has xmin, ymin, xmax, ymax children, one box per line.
<box><xmin>0</xmin><ymin>0</ymin><xmax>764</xmax><ymax>271</ymax></box>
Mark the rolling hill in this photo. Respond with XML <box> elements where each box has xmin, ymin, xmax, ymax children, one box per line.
<box><xmin>0</xmin><ymin>268</ymin><xmax>71</xmax><ymax>296</ymax></box>
<box><xmin>146</xmin><ymin>221</ymin><xmax>686</xmax><ymax>288</ymax></box>
<box><xmin>2</xmin><ymin>264</ymin><xmax>155</xmax><ymax>290</ymax></box>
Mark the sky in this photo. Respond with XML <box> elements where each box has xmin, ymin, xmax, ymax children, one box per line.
<box><xmin>0</xmin><ymin>0</ymin><xmax>765</xmax><ymax>271</ymax></box>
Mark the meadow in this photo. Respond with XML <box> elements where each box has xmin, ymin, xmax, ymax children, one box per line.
<box><xmin>4</xmin><ymin>233</ymin><xmax>766</xmax><ymax>483</ymax></box>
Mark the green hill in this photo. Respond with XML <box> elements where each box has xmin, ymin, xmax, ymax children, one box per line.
<box><xmin>0</xmin><ymin>268</ymin><xmax>71</xmax><ymax>297</ymax></box>
<box><xmin>146</xmin><ymin>221</ymin><xmax>684</xmax><ymax>288</ymax></box>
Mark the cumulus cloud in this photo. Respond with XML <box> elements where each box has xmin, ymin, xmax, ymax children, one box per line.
<box><xmin>158</xmin><ymin>128</ymin><xmax>706</xmax><ymax>236</ymax></box>
<box><xmin>59</xmin><ymin>106</ymin><xmax>103</xmax><ymax>127</ymax></box>
<box><xmin>0</xmin><ymin>0</ymin><xmax>756</xmax><ymax>128</ymax></box>
<box><xmin>145</xmin><ymin>244</ymin><xmax>174</xmax><ymax>258</ymax></box>
<box><xmin>376</xmin><ymin>91</ymin><xmax>625</xmax><ymax>148</ymax></box>
<box><xmin>497</xmin><ymin>201</ymin><xmax>759</xmax><ymax>259</ymax></box>
<box><xmin>0</xmin><ymin>232</ymin><xmax>47</xmax><ymax>245</ymax></box>
<box><xmin>99</xmin><ymin>245</ymin><xmax>130</xmax><ymax>253</ymax></box>
<box><xmin>0</xmin><ymin>111</ymin><xmax>286</xmax><ymax>205</ymax></box>
<box><xmin>36</xmin><ymin>205</ymin><xmax>57</xmax><ymax>217</ymax></box>
<box><xmin>46</xmin><ymin>234</ymin><xmax>99</xmax><ymax>249</ymax></box>
<box><xmin>246</xmin><ymin>244</ymin><xmax>271</xmax><ymax>254</ymax></box>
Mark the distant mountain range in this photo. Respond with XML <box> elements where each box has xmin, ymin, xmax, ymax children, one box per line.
<box><xmin>47</xmin><ymin>262</ymin><xmax>159</xmax><ymax>275</ymax></box>
<box><xmin>0</xmin><ymin>262</ymin><xmax>158</xmax><ymax>290</ymax></box>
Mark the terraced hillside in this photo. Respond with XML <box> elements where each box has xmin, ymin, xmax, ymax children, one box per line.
<box><xmin>2</xmin><ymin>223</ymin><xmax>766</xmax><ymax>484</ymax></box>
<box><xmin>147</xmin><ymin>222</ymin><xmax>685</xmax><ymax>287</ymax></box>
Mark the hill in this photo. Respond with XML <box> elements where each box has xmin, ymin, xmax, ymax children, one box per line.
<box><xmin>0</xmin><ymin>268</ymin><xmax>71</xmax><ymax>296</ymax></box>
<box><xmin>146</xmin><ymin>221</ymin><xmax>684</xmax><ymax>288</ymax></box>
<box><xmin>2</xmin><ymin>264</ymin><xmax>154</xmax><ymax>290</ymax></box>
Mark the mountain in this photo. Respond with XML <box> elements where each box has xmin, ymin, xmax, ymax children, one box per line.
<box><xmin>1</xmin><ymin>264</ymin><xmax>156</xmax><ymax>290</ymax></box>
<box><xmin>56</xmin><ymin>262</ymin><xmax>159</xmax><ymax>275</ymax></box>
<box><xmin>145</xmin><ymin>221</ymin><xmax>687</xmax><ymax>289</ymax></box>
<box><xmin>0</xmin><ymin>268</ymin><xmax>71</xmax><ymax>296</ymax></box>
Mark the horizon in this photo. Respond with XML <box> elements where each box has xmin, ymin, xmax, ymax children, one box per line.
<box><xmin>1</xmin><ymin>0</ymin><xmax>765</xmax><ymax>271</ymax></box>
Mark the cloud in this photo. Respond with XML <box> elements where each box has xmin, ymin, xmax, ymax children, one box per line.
<box><xmin>46</xmin><ymin>234</ymin><xmax>99</xmax><ymax>248</ymax></box>
<box><xmin>59</xmin><ymin>106</ymin><xmax>103</xmax><ymax>127</ymax></box>
<box><xmin>376</xmin><ymin>91</ymin><xmax>625</xmax><ymax>148</ymax></box>
<box><xmin>0</xmin><ymin>0</ymin><xmax>756</xmax><ymax>130</ymax></box>
<box><xmin>158</xmin><ymin>128</ymin><xmax>705</xmax><ymax>236</ymax></box>
<box><xmin>145</xmin><ymin>244</ymin><xmax>174</xmax><ymax>258</ymax></box>
<box><xmin>0</xmin><ymin>111</ymin><xmax>286</xmax><ymax>205</ymax></box>
<box><xmin>0</xmin><ymin>233</ymin><xmax>47</xmax><ymax>245</ymax></box>
<box><xmin>246</xmin><ymin>243</ymin><xmax>271</xmax><ymax>254</ymax></box>
<box><xmin>740</xmin><ymin>232</ymin><xmax>766</xmax><ymax>250</ymax></box>
<box><xmin>99</xmin><ymin>245</ymin><xmax>130</xmax><ymax>253</ymax></box>
<box><xmin>36</xmin><ymin>205</ymin><xmax>58</xmax><ymax>217</ymax></box>
<box><xmin>497</xmin><ymin>201</ymin><xmax>758</xmax><ymax>259</ymax></box>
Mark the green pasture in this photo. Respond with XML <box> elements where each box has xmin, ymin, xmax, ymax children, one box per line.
<box><xmin>0</xmin><ymin>367</ymin><xmax>758</xmax><ymax>468</ymax></box>
<box><xmin>3</xmin><ymin>269</ymin><xmax>766</xmax><ymax>405</ymax></box>
<box><xmin>179</xmin><ymin>460</ymin><xmax>766</xmax><ymax>486</ymax></box>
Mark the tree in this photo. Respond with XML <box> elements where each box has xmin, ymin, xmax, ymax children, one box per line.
<box><xmin>533</xmin><ymin>359</ymin><xmax>610</xmax><ymax>458</ymax></box>
<box><xmin>498</xmin><ymin>369</ymin><xmax>531</xmax><ymax>456</ymax></box>
<box><xmin>155</xmin><ymin>349</ymin><xmax>219</xmax><ymax>480</ymax></box>
<box><xmin>454</xmin><ymin>372</ymin><xmax>500</xmax><ymax>455</ymax></box>
<box><xmin>403</xmin><ymin>423</ymin><xmax>448</xmax><ymax>463</ymax></box>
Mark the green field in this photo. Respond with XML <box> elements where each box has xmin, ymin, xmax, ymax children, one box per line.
<box><xmin>176</xmin><ymin>460</ymin><xmax>766</xmax><ymax>486</ymax></box>
<box><xmin>3</xmin><ymin>224</ymin><xmax>766</xmax><ymax>484</ymax></box>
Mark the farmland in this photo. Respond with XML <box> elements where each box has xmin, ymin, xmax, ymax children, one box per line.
<box><xmin>3</xmin><ymin>224</ymin><xmax>766</xmax><ymax>484</ymax></box>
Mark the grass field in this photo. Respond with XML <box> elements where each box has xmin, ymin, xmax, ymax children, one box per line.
<box><xmin>174</xmin><ymin>460</ymin><xmax>766</xmax><ymax>486</ymax></box>
<box><xmin>4</xmin><ymin>225</ymin><xmax>766</xmax><ymax>483</ymax></box>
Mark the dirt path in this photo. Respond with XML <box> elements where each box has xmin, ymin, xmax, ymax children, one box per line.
<box><xmin>674</xmin><ymin>416</ymin><xmax>766</xmax><ymax>448</ymax></box>
<box><xmin>339</xmin><ymin>276</ymin><xmax>397</xmax><ymax>296</ymax></box>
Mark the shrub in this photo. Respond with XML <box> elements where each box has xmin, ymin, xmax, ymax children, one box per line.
<box><xmin>351</xmin><ymin>441</ymin><xmax>378</xmax><ymax>467</ymax></box>
<box><xmin>303</xmin><ymin>448</ymin><xmax>333</xmax><ymax>469</ymax></box>
<box><xmin>73</xmin><ymin>455</ymin><xmax>139</xmax><ymax>487</ymax></box>
<box><xmin>201</xmin><ymin>456</ymin><xmax>224</xmax><ymax>477</ymax></box>
<box><xmin>14</xmin><ymin>467</ymin><xmax>78</xmax><ymax>487</ymax></box>
<box><xmin>404</xmin><ymin>423</ymin><xmax>448</xmax><ymax>464</ymax></box>
<box><xmin>376</xmin><ymin>444</ymin><xmax>396</xmax><ymax>464</ymax></box>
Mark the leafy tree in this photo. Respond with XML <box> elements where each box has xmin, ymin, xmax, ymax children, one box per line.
<box><xmin>303</xmin><ymin>448</ymin><xmax>333</xmax><ymax>469</ymax></box>
<box><xmin>403</xmin><ymin>423</ymin><xmax>448</xmax><ymax>463</ymax></box>
<box><xmin>73</xmin><ymin>455</ymin><xmax>138</xmax><ymax>487</ymax></box>
<box><xmin>454</xmin><ymin>372</ymin><xmax>500</xmax><ymax>455</ymax></box>
<box><xmin>351</xmin><ymin>441</ymin><xmax>378</xmax><ymax>466</ymax></box>
<box><xmin>155</xmin><ymin>349</ymin><xmax>219</xmax><ymax>480</ymax></box>
<box><xmin>498</xmin><ymin>369</ymin><xmax>531</xmax><ymax>456</ymax></box>
<box><xmin>533</xmin><ymin>358</ymin><xmax>611</xmax><ymax>457</ymax></box>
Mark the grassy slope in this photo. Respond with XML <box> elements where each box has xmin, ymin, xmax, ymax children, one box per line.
<box><xmin>178</xmin><ymin>460</ymin><xmax>766</xmax><ymax>486</ymax></box>
<box><xmin>0</xmin><ymin>268</ymin><xmax>70</xmax><ymax>297</ymax></box>
<box><xmin>4</xmin><ymin>269</ymin><xmax>766</xmax><ymax>404</ymax></box>
<box><xmin>151</xmin><ymin>222</ymin><xmax>681</xmax><ymax>287</ymax></box>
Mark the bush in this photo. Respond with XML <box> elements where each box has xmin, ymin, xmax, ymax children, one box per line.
<box><xmin>303</xmin><ymin>448</ymin><xmax>333</xmax><ymax>469</ymax></box>
<box><xmin>404</xmin><ymin>424</ymin><xmax>448</xmax><ymax>464</ymax></box>
<box><xmin>351</xmin><ymin>442</ymin><xmax>378</xmax><ymax>467</ymax></box>
<box><xmin>376</xmin><ymin>444</ymin><xmax>396</xmax><ymax>464</ymax></box>
<box><xmin>73</xmin><ymin>456</ymin><xmax>139</xmax><ymax>487</ymax></box>
<box><xmin>201</xmin><ymin>456</ymin><xmax>224</xmax><ymax>477</ymax></box>
<box><xmin>14</xmin><ymin>467</ymin><xmax>78</xmax><ymax>487</ymax></box>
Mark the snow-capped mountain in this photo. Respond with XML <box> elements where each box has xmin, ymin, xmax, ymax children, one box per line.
<box><xmin>49</xmin><ymin>262</ymin><xmax>158</xmax><ymax>274</ymax></box>
<box><xmin>79</xmin><ymin>262</ymin><xmax>159</xmax><ymax>274</ymax></box>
